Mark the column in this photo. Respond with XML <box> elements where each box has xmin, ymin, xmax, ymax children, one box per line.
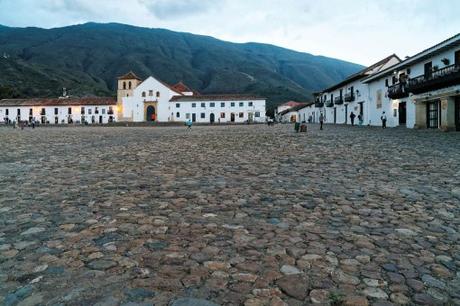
<box><xmin>413</xmin><ymin>101</ymin><xmax>426</xmax><ymax>129</ymax></box>
<box><xmin>440</xmin><ymin>96</ymin><xmax>456</xmax><ymax>131</ymax></box>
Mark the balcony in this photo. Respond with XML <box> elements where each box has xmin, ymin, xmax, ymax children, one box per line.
<box><xmin>387</xmin><ymin>83</ymin><xmax>409</xmax><ymax>99</ymax></box>
<box><xmin>334</xmin><ymin>96</ymin><xmax>344</xmax><ymax>105</ymax></box>
<box><xmin>344</xmin><ymin>92</ymin><xmax>355</xmax><ymax>102</ymax></box>
<box><xmin>315</xmin><ymin>102</ymin><xmax>324</xmax><ymax>108</ymax></box>
<box><xmin>407</xmin><ymin>64</ymin><xmax>460</xmax><ymax>95</ymax></box>
<box><xmin>325</xmin><ymin>100</ymin><xmax>334</xmax><ymax>107</ymax></box>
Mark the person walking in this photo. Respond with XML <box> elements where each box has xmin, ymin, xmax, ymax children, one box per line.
<box><xmin>319</xmin><ymin>113</ymin><xmax>324</xmax><ymax>130</ymax></box>
<box><xmin>381</xmin><ymin>111</ymin><xmax>387</xmax><ymax>129</ymax></box>
<box><xmin>350</xmin><ymin>112</ymin><xmax>356</xmax><ymax>126</ymax></box>
<box><xmin>186</xmin><ymin>118</ymin><xmax>192</xmax><ymax>130</ymax></box>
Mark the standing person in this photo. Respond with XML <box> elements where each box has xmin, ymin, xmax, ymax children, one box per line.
<box><xmin>319</xmin><ymin>113</ymin><xmax>324</xmax><ymax>130</ymax></box>
<box><xmin>381</xmin><ymin>111</ymin><xmax>387</xmax><ymax>129</ymax></box>
<box><xmin>31</xmin><ymin>118</ymin><xmax>36</xmax><ymax>129</ymax></box>
<box><xmin>350</xmin><ymin>112</ymin><xmax>356</xmax><ymax>126</ymax></box>
<box><xmin>186</xmin><ymin>118</ymin><xmax>192</xmax><ymax>130</ymax></box>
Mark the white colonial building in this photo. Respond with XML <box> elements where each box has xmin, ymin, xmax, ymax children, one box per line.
<box><xmin>310</xmin><ymin>55</ymin><xmax>401</xmax><ymax>126</ymax></box>
<box><xmin>363</xmin><ymin>34</ymin><xmax>460</xmax><ymax>131</ymax></box>
<box><xmin>118</xmin><ymin>72</ymin><xmax>266</xmax><ymax>123</ymax></box>
<box><xmin>274</xmin><ymin>101</ymin><xmax>306</xmax><ymax>122</ymax></box>
<box><xmin>0</xmin><ymin>97</ymin><xmax>116</xmax><ymax>124</ymax></box>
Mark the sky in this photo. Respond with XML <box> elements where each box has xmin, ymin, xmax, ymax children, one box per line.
<box><xmin>0</xmin><ymin>0</ymin><xmax>459</xmax><ymax>66</ymax></box>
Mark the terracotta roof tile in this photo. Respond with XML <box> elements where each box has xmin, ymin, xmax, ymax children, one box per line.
<box><xmin>118</xmin><ymin>71</ymin><xmax>142</xmax><ymax>80</ymax></box>
<box><xmin>169</xmin><ymin>94</ymin><xmax>265</xmax><ymax>102</ymax></box>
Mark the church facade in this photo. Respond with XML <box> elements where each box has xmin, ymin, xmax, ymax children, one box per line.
<box><xmin>117</xmin><ymin>72</ymin><xmax>266</xmax><ymax>123</ymax></box>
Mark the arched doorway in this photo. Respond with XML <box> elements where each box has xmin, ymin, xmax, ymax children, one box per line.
<box><xmin>210</xmin><ymin>113</ymin><xmax>215</xmax><ymax>124</ymax></box>
<box><xmin>146</xmin><ymin>106</ymin><xmax>156</xmax><ymax>122</ymax></box>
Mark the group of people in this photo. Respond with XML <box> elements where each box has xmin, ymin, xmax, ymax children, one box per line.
<box><xmin>316</xmin><ymin>111</ymin><xmax>387</xmax><ymax>130</ymax></box>
<box><xmin>3</xmin><ymin>117</ymin><xmax>37</xmax><ymax>130</ymax></box>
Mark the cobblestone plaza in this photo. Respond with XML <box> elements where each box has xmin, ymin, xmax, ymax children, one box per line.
<box><xmin>0</xmin><ymin>125</ymin><xmax>459</xmax><ymax>305</ymax></box>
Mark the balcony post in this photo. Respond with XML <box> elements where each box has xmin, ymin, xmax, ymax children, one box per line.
<box><xmin>440</xmin><ymin>96</ymin><xmax>456</xmax><ymax>131</ymax></box>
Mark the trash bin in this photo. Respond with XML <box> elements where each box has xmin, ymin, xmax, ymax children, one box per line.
<box><xmin>294</xmin><ymin>122</ymin><xmax>300</xmax><ymax>132</ymax></box>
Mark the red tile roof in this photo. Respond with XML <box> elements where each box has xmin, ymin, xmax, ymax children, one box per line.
<box><xmin>118</xmin><ymin>71</ymin><xmax>142</xmax><ymax>80</ymax></box>
<box><xmin>169</xmin><ymin>94</ymin><xmax>265</xmax><ymax>102</ymax></box>
<box><xmin>0</xmin><ymin>97</ymin><xmax>117</xmax><ymax>107</ymax></box>
<box><xmin>171</xmin><ymin>82</ymin><xmax>193</xmax><ymax>93</ymax></box>
<box><xmin>279</xmin><ymin>101</ymin><xmax>305</xmax><ymax>108</ymax></box>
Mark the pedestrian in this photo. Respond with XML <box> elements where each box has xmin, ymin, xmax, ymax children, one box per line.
<box><xmin>319</xmin><ymin>113</ymin><xmax>324</xmax><ymax>130</ymax></box>
<box><xmin>186</xmin><ymin>118</ymin><xmax>192</xmax><ymax>130</ymax></box>
<box><xmin>358</xmin><ymin>114</ymin><xmax>363</xmax><ymax>126</ymax></box>
<box><xmin>350</xmin><ymin>112</ymin><xmax>356</xmax><ymax>126</ymax></box>
<box><xmin>381</xmin><ymin>111</ymin><xmax>387</xmax><ymax>129</ymax></box>
<box><xmin>31</xmin><ymin>118</ymin><xmax>36</xmax><ymax>129</ymax></box>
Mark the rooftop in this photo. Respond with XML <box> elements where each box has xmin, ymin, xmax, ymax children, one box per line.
<box><xmin>169</xmin><ymin>95</ymin><xmax>265</xmax><ymax>102</ymax></box>
<box><xmin>0</xmin><ymin>97</ymin><xmax>117</xmax><ymax>107</ymax></box>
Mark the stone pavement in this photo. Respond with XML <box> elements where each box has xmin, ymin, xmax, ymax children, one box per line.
<box><xmin>0</xmin><ymin>124</ymin><xmax>459</xmax><ymax>306</ymax></box>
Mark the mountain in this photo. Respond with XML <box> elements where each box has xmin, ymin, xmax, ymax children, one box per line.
<box><xmin>0</xmin><ymin>22</ymin><xmax>363</xmax><ymax>113</ymax></box>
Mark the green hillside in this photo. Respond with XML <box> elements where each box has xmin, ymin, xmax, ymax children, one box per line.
<box><xmin>0</xmin><ymin>22</ymin><xmax>363</xmax><ymax>113</ymax></box>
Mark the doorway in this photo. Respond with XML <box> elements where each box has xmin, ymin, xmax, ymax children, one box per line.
<box><xmin>426</xmin><ymin>100</ymin><xmax>439</xmax><ymax>129</ymax></box>
<box><xmin>99</xmin><ymin>116</ymin><xmax>103</xmax><ymax>124</ymax></box>
<box><xmin>345</xmin><ymin>105</ymin><xmax>348</xmax><ymax>124</ymax></box>
<box><xmin>230</xmin><ymin>113</ymin><xmax>235</xmax><ymax>122</ymax></box>
<box><xmin>333</xmin><ymin>108</ymin><xmax>337</xmax><ymax>124</ymax></box>
<box><xmin>192</xmin><ymin>113</ymin><xmax>196</xmax><ymax>123</ymax></box>
<box><xmin>398</xmin><ymin>102</ymin><xmax>407</xmax><ymax>125</ymax></box>
<box><xmin>455</xmin><ymin>97</ymin><xmax>460</xmax><ymax>131</ymax></box>
<box><xmin>210</xmin><ymin>113</ymin><xmax>215</xmax><ymax>124</ymax></box>
<box><xmin>146</xmin><ymin>106</ymin><xmax>155</xmax><ymax>122</ymax></box>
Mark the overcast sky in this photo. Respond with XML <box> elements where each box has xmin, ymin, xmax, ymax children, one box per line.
<box><xmin>0</xmin><ymin>0</ymin><xmax>459</xmax><ymax>65</ymax></box>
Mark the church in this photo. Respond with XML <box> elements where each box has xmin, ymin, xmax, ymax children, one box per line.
<box><xmin>117</xmin><ymin>72</ymin><xmax>266</xmax><ymax>123</ymax></box>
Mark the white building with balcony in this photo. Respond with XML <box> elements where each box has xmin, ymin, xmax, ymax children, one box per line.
<box><xmin>363</xmin><ymin>33</ymin><xmax>460</xmax><ymax>131</ymax></box>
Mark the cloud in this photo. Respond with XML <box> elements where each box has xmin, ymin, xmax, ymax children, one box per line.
<box><xmin>0</xmin><ymin>0</ymin><xmax>459</xmax><ymax>65</ymax></box>
<box><xmin>141</xmin><ymin>0</ymin><xmax>220</xmax><ymax>20</ymax></box>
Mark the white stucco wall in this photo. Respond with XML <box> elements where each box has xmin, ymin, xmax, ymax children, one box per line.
<box><xmin>0</xmin><ymin>105</ymin><xmax>116</xmax><ymax>124</ymax></box>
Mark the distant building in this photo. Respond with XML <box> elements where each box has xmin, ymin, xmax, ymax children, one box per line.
<box><xmin>0</xmin><ymin>97</ymin><xmax>116</xmax><ymax>124</ymax></box>
<box><xmin>274</xmin><ymin>101</ymin><xmax>306</xmax><ymax>122</ymax></box>
<box><xmin>117</xmin><ymin>72</ymin><xmax>266</xmax><ymax>123</ymax></box>
<box><xmin>277</xmin><ymin>103</ymin><xmax>313</xmax><ymax>122</ymax></box>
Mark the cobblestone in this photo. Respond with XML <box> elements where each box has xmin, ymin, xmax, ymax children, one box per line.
<box><xmin>0</xmin><ymin>124</ymin><xmax>459</xmax><ymax>305</ymax></box>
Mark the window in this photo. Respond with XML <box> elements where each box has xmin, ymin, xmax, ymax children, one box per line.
<box><xmin>176</xmin><ymin>103</ymin><xmax>180</xmax><ymax>108</ymax></box>
<box><xmin>108</xmin><ymin>107</ymin><xmax>113</xmax><ymax>115</ymax></box>
<box><xmin>201</xmin><ymin>113</ymin><xmax>205</xmax><ymax>119</ymax></box>
<box><xmin>95</xmin><ymin>107</ymin><xmax>99</xmax><ymax>114</ymax></box>
<box><xmin>156</xmin><ymin>91</ymin><xmax>160</xmax><ymax>98</ymax></box>
<box><xmin>248</xmin><ymin>102</ymin><xmax>253</xmax><ymax>107</ymax></box>
<box><xmin>201</xmin><ymin>103</ymin><xmax>206</xmax><ymax>108</ymax></box>
<box><xmin>210</xmin><ymin>103</ymin><xmax>215</xmax><ymax>107</ymax></box>
<box><xmin>40</xmin><ymin>108</ymin><xmax>45</xmax><ymax>116</ymax></box>
<box><xmin>176</xmin><ymin>112</ymin><xmax>180</xmax><ymax>118</ymax></box>
<box><xmin>186</xmin><ymin>113</ymin><xmax>190</xmax><ymax>119</ymax></box>
<box><xmin>239</xmin><ymin>102</ymin><xmax>244</xmax><ymax>107</ymax></box>
<box><xmin>68</xmin><ymin>107</ymin><xmax>72</xmax><ymax>115</ymax></box>
<box><xmin>88</xmin><ymin>109</ymin><xmax>92</xmax><ymax>115</ymax></box>
<box><xmin>128</xmin><ymin>81</ymin><xmax>132</xmax><ymax>89</ymax></box>
<box><xmin>255</xmin><ymin>112</ymin><xmax>261</xmax><ymax>118</ymax></box>
<box><xmin>149</xmin><ymin>90</ymin><xmax>153</xmax><ymax>96</ymax></box>
<box><xmin>29</xmin><ymin>109</ymin><xmax>33</xmax><ymax>115</ymax></box>
<box><xmin>17</xmin><ymin>109</ymin><xmax>21</xmax><ymax>116</ymax></box>
<box><xmin>102</xmin><ymin>109</ymin><xmax>106</xmax><ymax>114</ymax></box>
<box><xmin>239</xmin><ymin>112</ymin><xmax>244</xmax><ymax>118</ymax></box>
<box><xmin>220</xmin><ymin>112</ymin><xmax>226</xmax><ymax>118</ymax></box>
<box><xmin>54</xmin><ymin>108</ymin><xmax>58</xmax><ymax>115</ymax></box>
<box><xmin>5</xmin><ymin>109</ymin><xmax>9</xmax><ymax>116</ymax></box>
<box><xmin>231</xmin><ymin>102</ymin><xmax>235</xmax><ymax>107</ymax></box>
<box><xmin>392</xmin><ymin>76</ymin><xmax>397</xmax><ymax>85</ymax></box>
<box><xmin>81</xmin><ymin>107</ymin><xmax>85</xmax><ymax>115</ymax></box>
<box><xmin>192</xmin><ymin>103</ymin><xmax>196</xmax><ymax>108</ymax></box>
<box><xmin>142</xmin><ymin>92</ymin><xmax>146</xmax><ymax>97</ymax></box>
<box><xmin>385</xmin><ymin>79</ymin><xmax>389</xmax><ymax>87</ymax></box>
<box><xmin>123</xmin><ymin>82</ymin><xmax>126</xmax><ymax>90</ymax></box>
<box><xmin>376</xmin><ymin>89</ymin><xmax>382</xmax><ymax>109</ymax></box>
<box><xmin>221</xmin><ymin>102</ymin><xmax>225</xmax><ymax>107</ymax></box>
